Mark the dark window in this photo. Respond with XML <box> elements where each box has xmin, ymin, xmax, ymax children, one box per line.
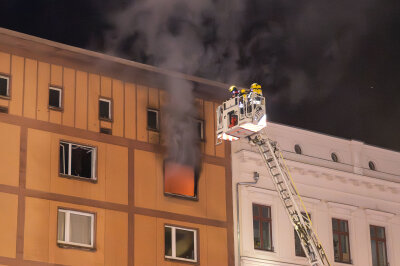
<box><xmin>100</xmin><ymin>128</ymin><xmax>112</xmax><ymax>135</ymax></box>
<box><xmin>332</xmin><ymin>218</ymin><xmax>351</xmax><ymax>263</ymax></box>
<box><xmin>0</xmin><ymin>76</ymin><xmax>9</xmax><ymax>97</ymax></box>
<box><xmin>196</xmin><ymin>120</ymin><xmax>204</xmax><ymax>141</ymax></box>
<box><xmin>49</xmin><ymin>87</ymin><xmax>62</xmax><ymax>108</ymax></box>
<box><xmin>369</xmin><ymin>161</ymin><xmax>376</xmax><ymax>171</ymax></box>
<box><xmin>370</xmin><ymin>225</ymin><xmax>387</xmax><ymax>266</ymax></box>
<box><xmin>59</xmin><ymin>141</ymin><xmax>96</xmax><ymax>180</ymax></box>
<box><xmin>295</xmin><ymin>212</ymin><xmax>311</xmax><ymax>257</ymax></box>
<box><xmin>147</xmin><ymin>109</ymin><xmax>159</xmax><ymax>131</ymax></box>
<box><xmin>164</xmin><ymin>225</ymin><xmax>197</xmax><ymax>262</ymax></box>
<box><xmin>253</xmin><ymin>204</ymin><xmax>272</xmax><ymax>251</ymax></box>
<box><xmin>99</xmin><ymin>99</ymin><xmax>111</xmax><ymax>120</ymax></box>
<box><xmin>331</xmin><ymin>153</ymin><xmax>339</xmax><ymax>162</ymax></box>
<box><xmin>0</xmin><ymin>106</ymin><xmax>8</xmax><ymax>113</ymax></box>
<box><xmin>294</xmin><ymin>144</ymin><xmax>302</xmax><ymax>155</ymax></box>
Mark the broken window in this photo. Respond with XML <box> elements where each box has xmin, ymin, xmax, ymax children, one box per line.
<box><xmin>164</xmin><ymin>225</ymin><xmax>197</xmax><ymax>263</ymax></box>
<box><xmin>147</xmin><ymin>109</ymin><xmax>159</xmax><ymax>131</ymax></box>
<box><xmin>49</xmin><ymin>87</ymin><xmax>62</xmax><ymax>109</ymax></box>
<box><xmin>164</xmin><ymin>160</ymin><xmax>198</xmax><ymax>199</ymax></box>
<box><xmin>59</xmin><ymin>141</ymin><xmax>96</xmax><ymax>180</ymax></box>
<box><xmin>57</xmin><ymin>208</ymin><xmax>95</xmax><ymax>249</ymax></box>
<box><xmin>0</xmin><ymin>75</ymin><xmax>10</xmax><ymax>97</ymax></box>
<box><xmin>99</xmin><ymin>98</ymin><xmax>112</xmax><ymax>120</ymax></box>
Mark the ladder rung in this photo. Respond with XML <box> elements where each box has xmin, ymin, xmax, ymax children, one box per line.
<box><xmin>280</xmin><ymin>189</ymin><xmax>287</xmax><ymax>193</ymax></box>
<box><xmin>277</xmin><ymin>181</ymin><xmax>284</xmax><ymax>185</ymax></box>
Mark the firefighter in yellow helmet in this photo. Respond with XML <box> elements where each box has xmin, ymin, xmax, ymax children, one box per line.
<box><xmin>229</xmin><ymin>85</ymin><xmax>239</xmax><ymax>98</ymax></box>
<box><xmin>250</xmin><ymin>83</ymin><xmax>262</xmax><ymax>95</ymax></box>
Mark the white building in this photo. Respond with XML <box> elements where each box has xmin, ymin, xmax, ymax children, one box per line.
<box><xmin>232</xmin><ymin>122</ymin><xmax>400</xmax><ymax>266</ymax></box>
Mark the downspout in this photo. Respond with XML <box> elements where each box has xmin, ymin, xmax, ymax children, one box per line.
<box><xmin>236</xmin><ymin>171</ymin><xmax>259</xmax><ymax>266</ymax></box>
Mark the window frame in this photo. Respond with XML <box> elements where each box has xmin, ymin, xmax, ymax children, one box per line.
<box><xmin>0</xmin><ymin>74</ymin><xmax>10</xmax><ymax>99</ymax></box>
<box><xmin>59</xmin><ymin>140</ymin><xmax>97</xmax><ymax>182</ymax></box>
<box><xmin>147</xmin><ymin>108</ymin><xmax>160</xmax><ymax>132</ymax></box>
<box><xmin>332</xmin><ymin>218</ymin><xmax>352</xmax><ymax>263</ymax></box>
<box><xmin>164</xmin><ymin>224</ymin><xmax>198</xmax><ymax>263</ymax></box>
<box><xmin>99</xmin><ymin>97</ymin><xmax>113</xmax><ymax>121</ymax></box>
<box><xmin>252</xmin><ymin>203</ymin><xmax>273</xmax><ymax>252</ymax></box>
<box><xmin>195</xmin><ymin>119</ymin><xmax>204</xmax><ymax>141</ymax></box>
<box><xmin>57</xmin><ymin>208</ymin><xmax>96</xmax><ymax>250</ymax></box>
<box><xmin>370</xmin><ymin>225</ymin><xmax>388</xmax><ymax>266</ymax></box>
<box><xmin>48</xmin><ymin>86</ymin><xmax>63</xmax><ymax>110</ymax></box>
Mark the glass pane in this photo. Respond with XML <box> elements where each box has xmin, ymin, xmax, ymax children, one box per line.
<box><xmin>99</xmin><ymin>100</ymin><xmax>110</xmax><ymax>119</ymax></box>
<box><xmin>370</xmin><ymin>225</ymin><xmax>376</xmax><ymax>238</ymax></box>
<box><xmin>164</xmin><ymin>227</ymin><xmax>172</xmax><ymax>256</ymax></box>
<box><xmin>49</xmin><ymin>89</ymin><xmax>60</xmax><ymax>108</ymax></box>
<box><xmin>376</xmin><ymin>226</ymin><xmax>385</xmax><ymax>239</ymax></box>
<box><xmin>332</xmin><ymin>219</ymin><xmax>338</xmax><ymax>231</ymax></box>
<box><xmin>147</xmin><ymin>110</ymin><xmax>158</xmax><ymax>130</ymax></box>
<box><xmin>333</xmin><ymin>234</ymin><xmax>340</xmax><ymax>261</ymax></box>
<box><xmin>340</xmin><ymin>235</ymin><xmax>351</xmax><ymax>263</ymax></box>
<box><xmin>253</xmin><ymin>204</ymin><xmax>259</xmax><ymax>217</ymax></box>
<box><xmin>371</xmin><ymin>240</ymin><xmax>378</xmax><ymax>266</ymax></box>
<box><xmin>262</xmin><ymin>221</ymin><xmax>271</xmax><ymax>250</ymax></box>
<box><xmin>253</xmin><ymin>220</ymin><xmax>261</xmax><ymax>249</ymax></box>
<box><xmin>57</xmin><ymin>211</ymin><xmax>65</xmax><ymax>241</ymax></box>
<box><xmin>69</xmin><ymin>213</ymin><xmax>92</xmax><ymax>245</ymax></box>
<box><xmin>175</xmin><ymin>229</ymin><xmax>195</xmax><ymax>260</ymax></box>
<box><xmin>59</xmin><ymin>143</ymin><xmax>69</xmax><ymax>175</ymax></box>
<box><xmin>295</xmin><ymin>230</ymin><xmax>305</xmax><ymax>257</ymax></box>
<box><xmin>261</xmin><ymin>206</ymin><xmax>270</xmax><ymax>218</ymax></box>
<box><xmin>378</xmin><ymin>241</ymin><xmax>387</xmax><ymax>266</ymax></box>
<box><xmin>340</xmin><ymin>220</ymin><xmax>348</xmax><ymax>233</ymax></box>
<box><xmin>71</xmin><ymin>145</ymin><xmax>93</xmax><ymax>178</ymax></box>
<box><xmin>0</xmin><ymin>78</ymin><xmax>8</xmax><ymax>96</ymax></box>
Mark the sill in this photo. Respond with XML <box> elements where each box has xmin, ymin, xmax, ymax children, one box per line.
<box><xmin>0</xmin><ymin>95</ymin><xmax>10</xmax><ymax>100</ymax></box>
<box><xmin>164</xmin><ymin>192</ymin><xmax>198</xmax><ymax>201</ymax></box>
<box><xmin>57</xmin><ymin>243</ymin><xmax>96</xmax><ymax>252</ymax></box>
<box><xmin>48</xmin><ymin>106</ymin><xmax>63</xmax><ymax>112</ymax></box>
<box><xmin>99</xmin><ymin>117</ymin><xmax>113</xmax><ymax>122</ymax></box>
<box><xmin>334</xmin><ymin>260</ymin><xmax>352</xmax><ymax>265</ymax></box>
<box><xmin>147</xmin><ymin>127</ymin><xmax>160</xmax><ymax>132</ymax></box>
<box><xmin>59</xmin><ymin>174</ymin><xmax>98</xmax><ymax>184</ymax></box>
<box><xmin>254</xmin><ymin>247</ymin><xmax>274</xmax><ymax>252</ymax></box>
<box><xmin>165</xmin><ymin>257</ymin><xmax>198</xmax><ymax>265</ymax></box>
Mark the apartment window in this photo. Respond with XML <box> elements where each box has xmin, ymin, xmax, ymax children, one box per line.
<box><xmin>332</xmin><ymin>218</ymin><xmax>351</xmax><ymax>263</ymax></box>
<box><xmin>0</xmin><ymin>75</ymin><xmax>9</xmax><ymax>97</ymax></box>
<box><xmin>147</xmin><ymin>109</ymin><xmax>159</xmax><ymax>131</ymax></box>
<box><xmin>165</xmin><ymin>225</ymin><xmax>197</xmax><ymax>263</ymax></box>
<box><xmin>253</xmin><ymin>204</ymin><xmax>273</xmax><ymax>251</ymax></box>
<box><xmin>57</xmin><ymin>208</ymin><xmax>95</xmax><ymax>249</ymax></box>
<box><xmin>59</xmin><ymin>141</ymin><xmax>97</xmax><ymax>180</ymax></box>
<box><xmin>370</xmin><ymin>225</ymin><xmax>388</xmax><ymax>266</ymax></box>
<box><xmin>295</xmin><ymin>212</ymin><xmax>311</xmax><ymax>257</ymax></box>
<box><xmin>196</xmin><ymin>119</ymin><xmax>204</xmax><ymax>141</ymax></box>
<box><xmin>99</xmin><ymin>98</ymin><xmax>112</xmax><ymax>120</ymax></box>
<box><xmin>49</xmin><ymin>87</ymin><xmax>62</xmax><ymax>109</ymax></box>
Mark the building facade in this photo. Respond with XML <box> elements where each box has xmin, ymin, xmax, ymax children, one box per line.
<box><xmin>232</xmin><ymin>122</ymin><xmax>400</xmax><ymax>266</ymax></box>
<box><xmin>0</xmin><ymin>28</ymin><xmax>234</xmax><ymax>266</ymax></box>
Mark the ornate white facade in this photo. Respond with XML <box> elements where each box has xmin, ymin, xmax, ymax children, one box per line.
<box><xmin>232</xmin><ymin>122</ymin><xmax>400</xmax><ymax>266</ymax></box>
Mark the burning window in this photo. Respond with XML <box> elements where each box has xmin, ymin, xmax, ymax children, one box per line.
<box><xmin>49</xmin><ymin>87</ymin><xmax>62</xmax><ymax>109</ymax></box>
<box><xmin>0</xmin><ymin>75</ymin><xmax>10</xmax><ymax>97</ymax></box>
<box><xmin>164</xmin><ymin>160</ymin><xmax>198</xmax><ymax>199</ymax></box>
<box><xmin>59</xmin><ymin>141</ymin><xmax>97</xmax><ymax>180</ymax></box>
<box><xmin>99</xmin><ymin>98</ymin><xmax>112</xmax><ymax>120</ymax></box>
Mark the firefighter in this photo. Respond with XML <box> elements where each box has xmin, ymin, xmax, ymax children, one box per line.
<box><xmin>229</xmin><ymin>85</ymin><xmax>239</xmax><ymax>98</ymax></box>
<box><xmin>250</xmin><ymin>83</ymin><xmax>262</xmax><ymax>95</ymax></box>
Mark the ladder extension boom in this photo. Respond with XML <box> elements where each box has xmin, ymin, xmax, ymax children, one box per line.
<box><xmin>249</xmin><ymin>133</ymin><xmax>331</xmax><ymax>266</ymax></box>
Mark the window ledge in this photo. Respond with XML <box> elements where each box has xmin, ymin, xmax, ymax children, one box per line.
<box><xmin>57</xmin><ymin>243</ymin><xmax>96</xmax><ymax>252</ymax></box>
<box><xmin>147</xmin><ymin>127</ymin><xmax>160</xmax><ymax>132</ymax></box>
<box><xmin>0</xmin><ymin>95</ymin><xmax>10</xmax><ymax>100</ymax></box>
<box><xmin>99</xmin><ymin>117</ymin><xmax>113</xmax><ymax>122</ymax></box>
<box><xmin>164</xmin><ymin>192</ymin><xmax>198</xmax><ymax>201</ymax></box>
<box><xmin>48</xmin><ymin>106</ymin><xmax>63</xmax><ymax>112</ymax></box>
<box><xmin>59</xmin><ymin>174</ymin><xmax>98</xmax><ymax>184</ymax></box>
<box><xmin>165</xmin><ymin>257</ymin><xmax>199</xmax><ymax>265</ymax></box>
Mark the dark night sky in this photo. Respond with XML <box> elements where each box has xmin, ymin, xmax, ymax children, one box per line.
<box><xmin>0</xmin><ymin>0</ymin><xmax>399</xmax><ymax>151</ymax></box>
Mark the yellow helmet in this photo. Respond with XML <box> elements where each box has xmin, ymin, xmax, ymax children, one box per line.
<box><xmin>250</xmin><ymin>83</ymin><xmax>261</xmax><ymax>90</ymax></box>
<box><xmin>229</xmin><ymin>85</ymin><xmax>237</xmax><ymax>92</ymax></box>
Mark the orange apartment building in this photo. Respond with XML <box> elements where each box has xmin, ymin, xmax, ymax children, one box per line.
<box><xmin>0</xmin><ymin>28</ymin><xmax>233</xmax><ymax>266</ymax></box>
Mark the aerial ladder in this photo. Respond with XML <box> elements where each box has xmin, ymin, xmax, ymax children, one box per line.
<box><xmin>216</xmin><ymin>88</ymin><xmax>331</xmax><ymax>266</ymax></box>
